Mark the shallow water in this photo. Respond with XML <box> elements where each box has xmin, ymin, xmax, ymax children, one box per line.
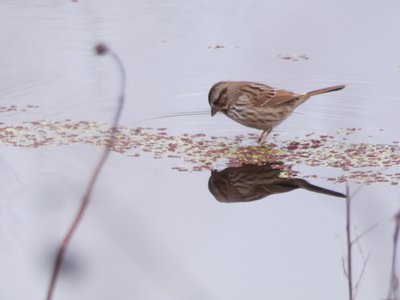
<box><xmin>0</xmin><ymin>1</ymin><xmax>400</xmax><ymax>299</ymax></box>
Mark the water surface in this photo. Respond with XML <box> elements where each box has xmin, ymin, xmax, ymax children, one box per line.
<box><xmin>0</xmin><ymin>0</ymin><xmax>399</xmax><ymax>299</ymax></box>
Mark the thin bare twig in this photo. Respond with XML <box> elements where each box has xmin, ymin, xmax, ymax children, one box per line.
<box><xmin>46</xmin><ymin>43</ymin><xmax>126</xmax><ymax>300</ymax></box>
<box><xmin>344</xmin><ymin>184</ymin><xmax>373</xmax><ymax>300</ymax></box>
<box><xmin>349</xmin><ymin>218</ymin><xmax>373</xmax><ymax>300</ymax></box>
<box><xmin>342</xmin><ymin>256</ymin><xmax>349</xmax><ymax>278</ymax></box>
<box><xmin>345</xmin><ymin>184</ymin><xmax>354</xmax><ymax>300</ymax></box>
<box><xmin>387</xmin><ymin>209</ymin><xmax>400</xmax><ymax>300</ymax></box>
<box><xmin>353</xmin><ymin>252</ymin><xmax>370</xmax><ymax>299</ymax></box>
<box><xmin>350</xmin><ymin>184</ymin><xmax>364</xmax><ymax>200</ymax></box>
<box><xmin>351</xmin><ymin>223</ymin><xmax>379</xmax><ymax>246</ymax></box>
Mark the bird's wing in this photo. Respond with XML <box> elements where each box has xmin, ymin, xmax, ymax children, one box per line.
<box><xmin>237</xmin><ymin>82</ymin><xmax>300</xmax><ymax>107</ymax></box>
<box><xmin>266</xmin><ymin>89</ymin><xmax>301</xmax><ymax>107</ymax></box>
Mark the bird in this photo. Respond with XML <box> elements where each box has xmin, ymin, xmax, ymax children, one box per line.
<box><xmin>208</xmin><ymin>163</ymin><xmax>345</xmax><ymax>203</ymax></box>
<box><xmin>208</xmin><ymin>81</ymin><xmax>345</xmax><ymax>145</ymax></box>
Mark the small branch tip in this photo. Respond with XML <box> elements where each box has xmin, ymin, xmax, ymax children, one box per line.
<box><xmin>95</xmin><ymin>43</ymin><xmax>109</xmax><ymax>56</ymax></box>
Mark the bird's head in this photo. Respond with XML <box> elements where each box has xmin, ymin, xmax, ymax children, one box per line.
<box><xmin>208</xmin><ymin>81</ymin><xmax>230</xmax><ymax>116</ymax></box>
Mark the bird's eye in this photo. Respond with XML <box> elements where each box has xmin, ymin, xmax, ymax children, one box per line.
<box><xmin>214</xmin><ymin>87</ymin><xmax>227</xmax><ymax>106</ymax></box>
<box><xmin>214</xmin><ymin>97</ymin><xmax>223</xmax><ymax>106</ymax></box>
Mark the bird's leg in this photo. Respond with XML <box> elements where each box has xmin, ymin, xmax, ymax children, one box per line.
<box><xmin>257</xmin><ymin>128</ymin><xmax>271</xmax><ymax>145</ymax></box>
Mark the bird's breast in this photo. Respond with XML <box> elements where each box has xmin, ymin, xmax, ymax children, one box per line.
<box><xmin>226</xmin><ymin>105</ymin><xmax>293</xmax><ymax>130</ymax></box>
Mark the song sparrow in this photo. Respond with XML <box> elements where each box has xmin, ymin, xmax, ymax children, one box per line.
<box><xmin>208</xmin><ymin>81</ymin><xmax>345</xmax><ymax>145</ymax></box>
<box><xmin>208</xmin><ymin>163</ymin><xmax>345</xmax><ymax>203</ymax></box>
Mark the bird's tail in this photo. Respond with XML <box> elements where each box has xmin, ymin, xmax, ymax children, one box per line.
<box><xmin>296</xmin><ymin>179</ymin><xmax>346</xmax><ymax>198</ymax></box>
<box><xmin>305</xmin><ymin>85</ymin><xmax>345</xmax><ymax>97</ymax></box>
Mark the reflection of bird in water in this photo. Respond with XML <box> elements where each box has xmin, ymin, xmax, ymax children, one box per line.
<box><xmin>208</xmin><ymin>163</ymin><xmax>345</xmax><ymax>203</ymax></box>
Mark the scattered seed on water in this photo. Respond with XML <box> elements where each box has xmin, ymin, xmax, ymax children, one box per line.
<box><xmin>0</xmin><ymin>117</ymin><xmax>399</xmax><ymax>185</ymax></box>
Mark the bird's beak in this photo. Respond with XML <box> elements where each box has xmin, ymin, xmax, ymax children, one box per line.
<box><xmin>211</xmin><ymin>108</ymin><xmax>217</xmax><ymax>117</ymax></box>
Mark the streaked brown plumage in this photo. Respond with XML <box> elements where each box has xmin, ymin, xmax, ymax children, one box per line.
<box><xmin>208</xmin><ymin>163</ymin><xmax>345</xmax><ymax>203</ymax></box>
<box><xmin>208</xmin><ymin>81</ymin><xmax>345</xmax><ymax>145</ymax></box>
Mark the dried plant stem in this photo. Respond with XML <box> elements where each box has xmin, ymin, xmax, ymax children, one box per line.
<box><xmin>345</xmin><ymin>184</ymin><xmax>354</xmax><ymax>300</ymax></box>
<box><xmin>46</xmin><ymin>44</ymin><xmax>126</xmax><ymax>300</ymax></box>
<box><xmin>353</xmin><ymin>252</ymin><xmax>370</xmax><ymax>299</ymax></box>
<box><xmin>387</xmin><ymin>209</ymin><xmax>400</xmax><ymax>300</ymax></box>
<box><xmin>351</xmin><ymin>223</ymin><xmax>378</xmax><ymax>246</ymax></box>
<box><xmin>343</xmin><ymin>185</ymin><xmax>373</xmax><ymax>300</ymax></box>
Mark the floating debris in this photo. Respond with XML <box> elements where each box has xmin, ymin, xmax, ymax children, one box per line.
<box><xmin>0</xmin><ymin>120</ymin><xmax>399</xmax><ymax>185</ymax></box>
<box><xmin>0</xmin><ymin>104</ymin><xmax>39</xmax><ymax>113</ymax></box>
<box><xmin>208</xmin><ymin>45</ymin><xmax>239</xmax><ymax>50</ymax></box>
<box><xmin>277</xmin><ymin>54</ymin><xmax>309</xmax><ymax>61</ymax></box>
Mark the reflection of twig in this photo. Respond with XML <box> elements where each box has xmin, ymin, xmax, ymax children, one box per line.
<box><xmin>46</xmin><ymin>43</ymin><xmax>126</xmax><ymax>300</ymax></box>
<box><xmin>345</xmin><ymin>184</ymin><xmax>354</xmax><ymax>300</ymax></box>
<box><xmin>387</xmin><ymin>209</ymin><xmax>400</xmax><ymax>300</ymax></box>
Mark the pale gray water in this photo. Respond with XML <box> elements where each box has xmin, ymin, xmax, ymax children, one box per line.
<box><xmin>0</xmin><ymin>1</ymin><xmax>399</xmax><ymax>299</ymax></box>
